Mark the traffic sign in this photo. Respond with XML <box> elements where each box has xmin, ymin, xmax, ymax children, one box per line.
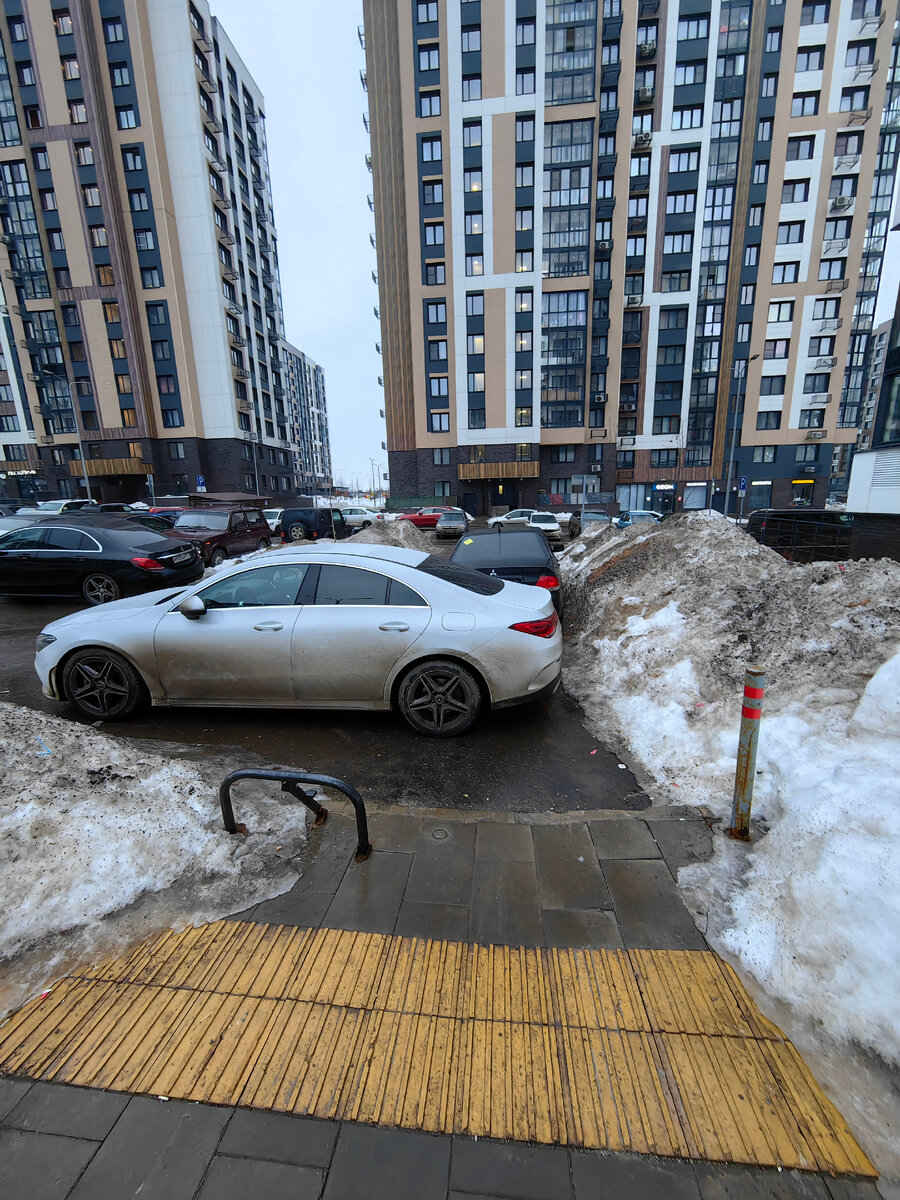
<box><xmin>738</xmin><ymin>475</ymin><xmax>747</xmax><ymax>496</ymax></box>
<box><xmin>196</xmin><ymin>474</ymin><xmax>207</xmax><ymax>493</ymax></box>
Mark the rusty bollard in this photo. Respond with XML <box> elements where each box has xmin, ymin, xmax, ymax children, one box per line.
<box><xmin>728</xmin><ymin>667</ymin><xmax>766</xmax><ymax>841</ymax></box>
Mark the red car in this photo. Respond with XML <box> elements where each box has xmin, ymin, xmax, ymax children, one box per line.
<box><xmin>399</xmin><ymin>506</ymin><xmax>458</xmax><ymax>528</ymax></box>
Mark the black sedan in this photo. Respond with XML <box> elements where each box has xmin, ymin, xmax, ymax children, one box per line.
<box><xmin>449</xmin><ymin>527</ymin><xmax>563</xmax><ymax>614</ymax></box>
<box><xmin>0</xmin><ymin>517</ymin><xmax>204</xmax><ymax>604</ymax></box>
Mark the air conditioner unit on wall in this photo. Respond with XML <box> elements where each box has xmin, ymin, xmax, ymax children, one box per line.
<box><xmin>597</xmin><ymin>240</ymin><xmax>612</xmax><ymax>251</ymax></box>
<box><xmin>638</xmin><ymin>40</ymin><xmax>657</xmax><ymax>57</ymax></box>
<box><xmin>625</xmin><ymin>295</ymin><xmax>642</xmax><ymax>307</ymax></box>
<box><xmin>806</xmin><ymin>430</ymin><xmax>826</xmax><ymax>440</ymax></box>
<box><xmin>590</xmin><ymin>463</ymin><xmax>603</xmax><ymax>472</ymax></box>
<box><xmin>634</xmin><ymin>131</ymin><xmax>653</xmax><ymax>147</ymax></box>
<box><xmin>831</xmin><ymin>195</ymin><xmax>853</xmax><ymax>210</ymax></box>
<box><xmin>638</xmin><ymin>86</ymin><xmax>655</xmax><ymax>101</ymax></box>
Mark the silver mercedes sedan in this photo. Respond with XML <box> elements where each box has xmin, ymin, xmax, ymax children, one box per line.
<box><xmin>34</xmin><ymin>543</ymin><xmax>562</xmax><ymax>736</ymax></box>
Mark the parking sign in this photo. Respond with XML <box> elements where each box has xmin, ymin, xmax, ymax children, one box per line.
<box><xmin>738</xmin><ymin>475</ymin><xmax>747</xmax><ymax>496</ymax></box>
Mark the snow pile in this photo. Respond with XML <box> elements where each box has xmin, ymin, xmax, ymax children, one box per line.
<box><xmin>0</xmin><ymin>703</ymin><xmax>309</xmax><ymax>968</ymax></box>
<box><xmin>351</xmin><ymin>518</ymin><xmax>433</xmax><ymax>552</ymax></box>
<box><xmin>561</xmin><ymin>511</ymin><xmax>900</xmax><ymax>1064</ymax></box>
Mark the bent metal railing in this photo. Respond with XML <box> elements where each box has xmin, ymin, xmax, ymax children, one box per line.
<box><xmin>218</xmin><ymin>768</ymin><xmax>372</xmax><ymax>862</ymax></box>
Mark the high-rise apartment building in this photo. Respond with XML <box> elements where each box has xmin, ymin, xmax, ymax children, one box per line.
<box><xmin>0</xmin><ymin>0</ymin><xmax>300</xmax><ymax>504</ymax></box>
<box><xmin>364</xmin><ymin>0</ymin><xmax>900</xmax><ymax>517</ymax></box>
<box><xmin>283</xmin><ymin>339</ymin><xmax>332</xmax><ymax>494</ymax></box>
<box><xmin>848</xmin><ymin>280</ymin><xmax>900</xmax><ymax>510</ymax></box>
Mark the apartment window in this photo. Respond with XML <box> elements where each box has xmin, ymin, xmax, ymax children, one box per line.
<box><xmin>68</xmin><ymin>101</ymin><xmax>87</xmax><ymax>124</ymax></box>
<box><xmin>764</xmin><ymin>339</ymin><xmax>790</xmax><ymax>359</ymax></box>
<box><xmin>801</xmin><ymin>1</ymin><xmax>829</xmax><ymax>22</ymax></box>
<box><xmin>757</xmin><ymin>411</ymin><xmax>782</xmax><ymax>430</ymax></box>
<box><xmin>677</xmin><ymin>17</ymin><xmax>709</xmax><ymax>38</ymax></box>
<box><xmin>53</xmin><ymin>9</ymin><xmax>73</xmax><ymax>35</ymax></box>
<box><xmin>135</xmin><ymin>229</ymin><xmax>155</xmax><ymax>251</ymax></box>
<box><xmin>653</xmin><ymin>416</ymin><xmax>681</xmax><ymax>434</ymax></box>
<box><xmin>515</xmin><ymin>165</ymin><xmax>533</xmax><ymax>188</ymax></box>
<box><xmin>8</xmin><ymin>18</ymin><xmax>26</xmax><ymax>40</ymax></box>
<box><xmin>59</xmin><ymin>56</ymin><xmax>79</xmax><ymax>81</ymax></box>
<box><xmin>53</xmin><ymin>266</ymin><xmax>71</xmax><ymax>288</ymax></box>
<box><xmin>428</xmin><ymin>339</ymin><xmax>447</xmax><ymax>361</ymax></box>
<box><xmin>773</xmin><ymin>261</ymin><xmax>800</xmax><ymax>284</ymax></box>
<box><xmin>666</xmin><ymin>191</ymin><xmax>696</xmax><ymax>214</ymax></box>
<box><xmin>650</xmin><ymin>450</ymin><xmax>678</xmax><ymax>469</ymax></box>
<box><xmin>830</xmin><ymin>176</ymin><xmax>857</xmax><ymax>199</ymax></box>
<box><xmin>466</xmin><ymin>293</ymin><xmax>485</xmax><ymax>315</ymax></box>
<box><xmin>657</xmin><ymin>345</ymin><xmax>685</xmax><ymax>365</ymax></box>
<box><xmin>467</xmin><ymin>371</ymin><xmax>485</xmax><ymax>392</ymax></box>
<box><xmin>670</xmin><ymin>149</ymin><xmax>700</xmax><ymax>172</ymax></box>
<box><xmin>804</xmin><ymin>372</ymin><xmax>830</xmax><ymax>393</ymax></box>
<box><xmin>417</xmin><ymin>2</ymin><xmax>438</xmax><ymax>20</ymax></box>
<box><xmin>59</xmin><ymin>304</ymin><xmax>78</xmax><ymax>327</ymax></box>
<box><xmin>146</xmin><ymin>303</ymin><xmax>165</xmax><ymax>325</ymax></box>
<box><xmin>107</xmin><ymin>338</ymin><xmax>126</xmax><ymax>359</ymax></box>
<box><xmin>110</xmin><ymin>61</ymin><xmax>130</xmax><ymax>86</ymax></box>
<box><xmin>819</xmin><ymin>259</ymin><xmax>845</xmax><ymax>280</ymax></box>
<box><xmin>141</xmin><ymin>267</ymin><xmax>162</xmax><ymax>288</ymax></box>
<box><xmin>430</xmin><ymin>411</ymin><xmax>449</xmax><ymax>432</ymax></box>
<box><xmin>516</xmin><ymin>70</ymin><xmax>535</xmax><ymax>95</ymax></box>
<box><xmin>661</xmin><ymin>271</ymin><xmax>690</xmax><ymax>292</ymax></box>
<box><xmin>752</xmin><ymin>161</ymin><xmax>769</xmax><ymax>184</ymax></box>
<box><xmin>765</xmin><ymin>28</ymin><xmax>782</xmax><ymax>52</ymax></box>
<box><xmin>464</xmin><ymin>169</ymin><xmax>483</xmax><ymax>192</ymax></box>
<box><xmin>115</xmin><ymin>373</ymin><xmax>132</xmax><ymax>395</ymax></box>
<box><xmin>782</xmin><ymin>180</ymin><xmax>809</xmax><ymax>204</ymax></box>
<box><xmin>424</xmin><ymin>222</ymin><xmax>444</xmax><ymax>245</ymax></box>
<box><xmin>463</xmin><ymin>120</ymin><xmax>482</xmax><ymax>148</ymax></box>
<box><xmin>809</xmin><ymin>336</ymin><xmax>835</xmax><ymax>356</ymax></box>
<box><xmin>467</xmin><ymin>334</ymin><xmax>484</xmax><ymax>354</ymax></box>
<box><xmin>800</xmin><ymin>408</ymin><xmax>825</xmax><ymax>428</ymax></box>
<box><xmin>672</xmin><ymin>106</ymin><xmax>703</xmax><ymax>130</ymax></box>
<box><xmin>791</xmin><ymin>93</ymin><xmax>819</xmax><ymax>117</ymax></box>
<box><xmin>152</xmin><ymin>340</ymin><xmax>171</xmax><ymax>361</ymax></box>
<box><xmin>24</xmin><ymin>105</ymin><xmax>42</xmax><ymax>129</ymax></box>
<box><xmin>39</xmin><ymin>188</ymin><xmax>58</xmax><ymax>212</ymax></box>
<box><xmin>516</xmin><ymin>116</ymin><xmax>535</xmax><ymax>142</ymax></box>
<box><xmin>103</xmin><ymin>18</ymin><xmax>124</xmax><ymax>43</ymax></box>
<box><xmin>515</xmin><ymin>289</ymin><xmax>532</xmax><ymax>313</ymax></box>
<box><xmin>425</xmin><ymin>262</ymin><xmax>445</xmax><ymax>285</ymax></box>
<box><xmin>462</xmin><ymin>75</ymin><xmax>481</xmax><ymax>101</ymax></box>
<box><xmin>760</xmin><ymin>378</ymin><xmax>785</xmax><ymax>399</ymax></box>
<box><xmin>516</xmin><ymin>369</ymin><xmax>533</xmax><ymax>390</ymax></box>
<box><xmin>433</xmin><ymin>447</ymin><xmax>450</xmax><ymax>466</ymax></box>
<box><xmin>600</xmin><ymin>89</ymin><xmax>618</xmax><ymax>113</ymax></box>
<box><xmin>31</xmin><ymin>147</ymin><xmax>49</xmax><ymax>171</ymax></box>
<box><xmin>752</xmin><ymin>446</ymin><xmax>776</xmax><ymax>462</ymax></box>
<box><xmin>814</xmin><ymin>299</ymin><xmax>841</xmax><ymax>320</ymax></box>
<box><xmin>102</xmin><ymin>301</ymin><xmax>120</xmax><ymax>323</ymax></box>
<box><xmin>419</xmin><ymin>90</ymin><xmax>441</xmax><ymax>117</ymax></box>
<box><xmin>841</xmin><ymin>87</ymin><xmax>869</xmax><ymax>112</ymax></box>
<box><xmin>516</xmin><ymin>330</ymin><xmax>532</xmax><ymax>352</ymax></box>
<box><xmin>461</xmin><ymin>26</ymin><xmax>481</xmax><ymax>52</ymax></box>
<box><xmin>421</xmin><ymin>135</ymin><xmax>441</xmax><ymax>163</ymax></box>
<box><xmin>516</xmin><ymin>18</ymin><xmax>536</xmax><ymax>44</ymax></box>
<box><xmin>129</xmin><ymin>189</ymin><xmax>149</xmax><ymax>211</ymax></box>
<box><xmin>663</xmin><ymin>232</ymin><xmax>693</xmax><ymax>255</ymax></box>
<box><xmin>797</xmin><ymin>46</ymin><xmax>825</xmax><ymax>71</ymax></box>
<box><xmin>659</xmin><ymin>309</ymin><xmax>688</xmax><ymax>331</ymax></box>
<box><xmin>87</xmin><ymin>224</ymin><xmax>109</xmax><ymax>248</ymax></box>
<box><xmin>787</xmin><ymin>136</ymin><xmax>815</xmax><ymax>162</ymax></box>
<box><xmin>768</xmin><ymin>300</ymin><xmax>794</xmax><ymax>323</ymax></box>
<box><xmin>422</xmin><ymin>181</ymin><xmax>443</xmax><ymax>205</ymax></box>
<box><xmin>674</xmin><ymin>61</ymin><xmax>706</xmax><ymax>85</ymax></box>
<box><xmin>426</xmin><ymin>301</ymin><xmax>446</xmax><ymax>324</ymax></box>
<box><xmin>158</xmin><ymin>375</ymin><xmax>177</xmax><ymax>394</ymax></box>
<box><xmin>777</xmin><ymin>221</ymin><xmax>805</xmax><ymax>244</ymax></box>
<box><xmin>122</xmin><ymin>148</ymin><xmax>143</xmax><ymax>171</ymax></box>
<box><xmin>418</xmin><ymin>45</ymin><xmax>439</xmax><ymax>71</ymax></box>
<box><xmin>515</xmin><ymin>406</ymin><xmax>532</xmax><ymax>426</ymax></box>
<box><xmin>115</xmin><ymin>107</ymin><xmax>137</xmax><ymax>130</ymax></box>
<box><xmin>761</xmin><ymin>74</ymin><xmax>777</xmax><ymax>98</ymax></box>
<box><xmin>795</xmin><ymin>445</ymin><xmax>819</xmax><ymax>463</ymax></box>
<box><xmin>167</xmin><ymin>441</ymin><xmax>186</xmax><ymax>461</ymax></box>
<box><xmin>846</xmin><ymin>41</ymin><xmax>876</xmax><ymax>67</ymax></box>
<box><xmin>740</xmin><ymin>284</ymin><xmax>755</xmax><ymax>305</ymax></box>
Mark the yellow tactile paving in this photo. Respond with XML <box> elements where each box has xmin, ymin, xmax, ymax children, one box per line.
<box><xmin>0</xmin><ymin>921</ymin><xmax>875</xmax><ymax>1177</ymax></box>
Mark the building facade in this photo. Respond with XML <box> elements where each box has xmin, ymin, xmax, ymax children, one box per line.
<box><xmin>363</xmin><ymin>0</ymin><xmax>900</xmax><ymax>517</ymax></box>
<box><xmin>282</xmin><ymin>339</ymin><xmax>332</xmax><ymax>494</ymax></box>
<box><xmin>848</xmin><ymin>282</ymin><xmax>900</xmax><ymax>510</ymax></box>
<box><xmin>0</xmin><ymin>0</ymin><xmax>299</xmax><ymax>505</ymax></box>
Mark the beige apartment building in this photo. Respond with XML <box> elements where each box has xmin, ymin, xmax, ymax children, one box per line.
<box><xmin>0</xmin><ymin>0</ymin><xmax>302</xmax><ymax>504</ymax></box>
<box><xmin>363</xmin><ymin>0</ymin><xmax>899</xmax><ymax>516</ymax></box>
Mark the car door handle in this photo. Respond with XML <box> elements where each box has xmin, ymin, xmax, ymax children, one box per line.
<box><xmin>378</xmin><ymin>621</ymin><xmax>410</xmax><ymax>632</ymax></box>
<box><xmin>253</xmin><ymin>621</ymin><xmax>284</xmax><ymax>631</ymax></box>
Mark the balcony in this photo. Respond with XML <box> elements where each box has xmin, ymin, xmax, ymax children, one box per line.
<box><xmin>458</xmin><ymin>460</ymin><xmax>539</xmax><ymax>480</ymax></box>
<box><xmin>816</xmin><ymin>357</ymin><xmax>837</xmax><ymax>368</ymax></box>
<box><xmin>805</xmin><ymin>393</ymin><xmax>831</xmax><ymax>407</ymax></box>
<box><xmin>220</xmin><ymin>265</ymin><xmax>238</xmax><ymax>282</ymax></box>
<box><xmin>845</xmin><ymin>106</ymin><xmax>873</xmax><ymax>125</ymax></box>
<box><xmin>825</xmin><ymin>278</ymin><xmax>849</xmax><ymax>292</ymax></box>
<box><xmin>69</xmin><ymin>457</ymin><xmax>150</xmax><ymax>477</ymax></box>
<box><xmin>233</xmin><ymin>366</ymin><xmax>250</xmax><ymax>379</ymax></box>
<box><xmin>198</xmin><ymin>72</ymin><xmax>216</xmax><ymax>96</ymax></box>
<box><xmin>230</xmin><ymin>334</ymin><xmax>246</xmax><ymax>348</ymax></box>
<box><xmin>823</xmin><ymin>238</ymin><xmax>849</xmax><ymax>255</ymax></box>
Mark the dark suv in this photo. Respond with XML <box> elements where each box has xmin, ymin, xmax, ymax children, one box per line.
<box><xmin>280</xmin><ymin>507</ymin><xmax>352</xmax><ymax>542</ymax></box>
<box><xmin>167</xmin><ymin>505</ymin><xmax>271</xmax><ymax>565</ymax></box>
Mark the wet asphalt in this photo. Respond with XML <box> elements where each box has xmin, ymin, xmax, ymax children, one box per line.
<box><xmin>0</xmin><ymin>532</ymin><xmax>646</xmax><ymax>814</ymax></box>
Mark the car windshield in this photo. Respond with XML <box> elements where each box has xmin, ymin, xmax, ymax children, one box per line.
<box><xmin>530</xmin><ymin>515</ymin><xmax>556</xmax><ymax>524</ymax></box>
<box><xmin>263</xmin><ymin>509</ymin><xmax>281</xmax><ymax>519</ymax></box>
<box><xmin>437</xmin><ymin>513</ymin><xmax>462</xmax><ymax>523</ymax></box>
<box><xmin>452</xmin><ymin>531</ymin><xmax>550</xmax><ymax>567</ymax></box>
<box><xmin>36</xmin><ymin>501</ymin><xmax>65</xmax><ymax>511</ymax></box>
<box><xmin>415</xmin><ymin>555</ymin><xmax>504</xmax><ymax>594</ymax></box>
<box><xmin>583</xmin><ymin>512</ymin><xmax>609</xmax><ymax>522</ymax></box>
<box><xmin>174</xmin><ymin>511</ymin><xmax>229</xmax><ymax>530</ymax></box>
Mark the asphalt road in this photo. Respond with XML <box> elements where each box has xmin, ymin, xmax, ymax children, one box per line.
<box><xmin>0</xmin><ymin>530</ymin><xmax>647</xmax><ymax>814</ymax></box>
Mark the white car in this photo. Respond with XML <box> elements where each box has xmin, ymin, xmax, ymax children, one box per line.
<box><xmin>340</xmin><ymin>506</ymin><xmax>381</xmax><ymax>529</ymax></box>
<box><xmin>526</xmin><ymin>512</ymin><xmax>563</xmax><ymax>542</ymax></box>
<box><xmin>262</xmin><ymin>508</ymin><xmax>283</xmax><ymax>533</ymax></box>
<box><xmin>34</xmin><ymin>542</ymin><xmax>561</xmax><ymax>737</ymax></box>
<box><xmin>486</xmin><ymin>508</ymin><xmax>536</xmax><ymax>528</ymax></box>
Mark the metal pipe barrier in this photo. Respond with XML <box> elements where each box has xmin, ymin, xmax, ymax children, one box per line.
<box><xmin>728</xmin><ymin>667</ymin><xmax>766</xmax><ymax>841</ymax></box>
<box><xmin>219</xmin><ymin>768</ymin><xmax>372</xmax><ymax>862</ymax></box>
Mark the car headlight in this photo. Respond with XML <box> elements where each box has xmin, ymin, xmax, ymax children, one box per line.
<box><xmin>35</xmin><ymin>632</ymin><xmax>57</xmax><ymax>652</ymax></box>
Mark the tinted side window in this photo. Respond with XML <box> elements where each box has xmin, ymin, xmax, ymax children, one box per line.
<box><xmin>0</xmin><ymin>528</ymin><xmax>45</xmax><ymax>550</ymax></box>
<box><xmin>388</xmin><ymin>578</ymin><xmax>428</xmax><ymax>606</ymax></box>
<box><xmin>415</xmin><ymin>554</ymin><xmax>504</xmax><ymax>595</ymax></box>
<box><xmin>41</xmin><ymin>527</ymin><xmax>89</xmax><ymax>550</ymax></box>
<box><xmin>315</xmin><ymin>565</ymin><xmax>389</xmax><ymax>605</ymax></box>
<box><xmin>199</xmin><ymin>563</ymin><xmax>308</xmax><ymax>608</ymax></box>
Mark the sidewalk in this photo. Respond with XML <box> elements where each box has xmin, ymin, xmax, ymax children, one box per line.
<box><xmin>0</xmin><ymin>806</ymin><xmax>882</xmax><ymax>1199</ymax></box>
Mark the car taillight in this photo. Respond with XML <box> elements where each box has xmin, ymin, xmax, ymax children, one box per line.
<box><xmin>131</xmin><ymin>556</ymin><xmax>164</xmax><ymax>571</ymax></box>
<box><xmin>536</xmin><ymin>574</ymin><xmax>560</xmax><ymax>589</ymax></box>
<box><xmin>510</xmin><ymin>613</ymin><xmax>559</xmax><ymax>638</ymax></box>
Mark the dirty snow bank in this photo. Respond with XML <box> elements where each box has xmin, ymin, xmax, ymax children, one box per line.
<box><xmin>0</xmin><ymin>703</ymin><xmax>309</xmax><ymax>966</ymax></box>
<box><xmin>560</xmin><ymin>511</ymin><xmax>900</xmax><ymax>1064</ymax></box>
<box><xmin>350</xmin><ymin>519</ymin><xmax>433</xmax><ymax>552</ymax></box>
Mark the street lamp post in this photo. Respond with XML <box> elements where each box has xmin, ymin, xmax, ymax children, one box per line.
<box><xmin>724</xmin><ymin>354</ymin><xmax>759</xmax><ymax>519</ymax></box>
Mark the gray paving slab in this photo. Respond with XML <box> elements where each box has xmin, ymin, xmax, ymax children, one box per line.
<box><xmin>67</xmin><ymin>1095</ymin><xmax>229</xmax><ymax>1200</ymax></box>
<box><xmin>3</xmin><ymin>1080</ymin><xmax>128</xmax><ymax>1140</ymax></box>
<box><xmin>293</xmin><ymin>814</ymin><xmax>359</xmax><ymax>894</ymax></box>
<box><xmin>218</xmin><ymin>1108</ymin><xmax>338</xmax><ymax>1167</ymax></box>
<box><xmin>532</xmin><ymin>822</ymin><xmax>611</xmax><ymax>909</ymax></box>
<box><xmin>647</xmin><ymin>817</ymin><xmax>714</xmax><ymax>872</ymax></box>
<box><xmin>588</xmin><ymin>817</ymin><xmax>661</xmax><ymax>860</ymax></box>
<box><xmin>451</xmin><ymin>1135</ymin><xmax>572</xmax><ymax>1199</ymax></box>
<box><xmin>470</xmin><ymin>857</ymin><xmax>545</xmax><ymax>946</ymax></box>
<box><xmin>475</xmin><ymin>821</ymin><xmax>534</xmax><ymax>861</ymax></box>
<box><xmin>540</xmin><ymin>906</ymin><xmax>624</xmax><ymax>949</ymax></box>
<box><xmin>571</xmin><ymin>1149</ymin><xmax>701</xmax><ymax>1198</ymax></box>
<box><xmin>322</xmin><ymin>850</ymin><xmax>414</xmax><ymax>935</ymax></box>
<box><xmin>826</xmin><ymin>1182</ymin><xmax>885</xmax><ymax>1200</ymax></box>
<box><xmin>197</xmin><ymin>1155</ymin><xmax>323</xmax><ymax>1199</ymax></box>
<box><xmin>694</xmin><ymin>1161</ymin><xmax>833</xmax><ymax>1197</ymax></box>
<box><xmin>322</xmin><ymin>1123</ymin><xmax>450</xmax><ymax>1200</ymax></box>
<box><xmin>0</xmin><ymin>1076</ymin><xmax>32</xmax><ymax>1121</ymax></box>
<box><xmin>250</xmin><ymin>886</ymin><xmax>334</xmax><ymax>927</ymax></box>
<box><xmin>0</xmin><ymin>1129</ymin><xmax>99</xmax><ymax>1200</ymax></box>
<box><xmin>394</xmin><ymin>900</ymin><xmax>472</xmax><ymax>941</ymax></box>
<box><xmin>404</xmin><ymin>823</ymin><xmax>476</xmax><ymax>906</ymax></box>
<box><xmin>367</xmin><ymin>812</ymin><xmax>429</xmax><ymax>849</ymax></box>
<box><xmin>602</xmin><ymin>859</ymin><xmax>707</xmax><ymax>950</ymax></box>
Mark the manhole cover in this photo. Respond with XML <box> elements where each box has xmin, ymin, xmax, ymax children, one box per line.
<box><xmin>432</xmin><ymin>827</ymin><xmax>449</xmax><ymax>840</ymax></box>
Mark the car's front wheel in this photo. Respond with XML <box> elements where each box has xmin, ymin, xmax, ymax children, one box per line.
<box><xmin>209</xmin><ymin>547</ymin><xmax>227</xmax><ymax>566</ymax></box>
<box><xmin>397</xmin><ymin>659</ymin><xmax>482</xmax><ymax>737</ymax></box>
<box><xmin>82</xmin><ymin>572</ymin><xmax>121</xmax><ymax>606</ymax></box>
<box><xmin>62</xmin><ymin>648</ymin><xmax>147</xmax><ymax>720</ymax></box>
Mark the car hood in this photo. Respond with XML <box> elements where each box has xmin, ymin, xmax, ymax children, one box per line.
<box><xmin>41</xmin><ymin>585</ymin><xmax>189</xmax><ymax>632</ymax></box>
<box><xmin>167</xmin><ymin>525</ymin><xmax>222</xmax><ymax>539</ymax></box>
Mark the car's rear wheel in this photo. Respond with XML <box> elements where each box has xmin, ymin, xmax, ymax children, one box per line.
<box><xmin>256</xmin><ymin>537</ymin><xmax>270</xmax><ymax>550</ymax></box>
<box><xmin>82</xmin><ymin>572</ymin><xmax>121</xmax><ymax>606</ymax></box>
<box><xmin>361</xmin><ymin>520</ymin><xmax>372</xmax><ymax>529</ymax></box>
<box><xmin>62</xmin><ymin>648</ymin><xmax>146</xmax><ymax>721</ymax></box>
<box><xmin>397</xmin><ymin>659</ymin><xmax>482</xmax><ymax>737</ymax></box>
<box><xmin>209</xmin><ymin>547</ymin><xmax>227</xmax><ymax>566</ymax></box>
<box><xmin>288</xmin><ymin>521</ymin><xmax>306</xmax><ymax>541</ymax></box>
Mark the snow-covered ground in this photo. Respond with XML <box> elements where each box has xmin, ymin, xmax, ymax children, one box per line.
<box><xmin>561</xmin><ymin>512</ymin><xmax>900</xmax><ymax>1069</ymax></box>
<box><xmin>0</xmin><ymin>703</ymin><xmax>311</xmax><ymax>1014</ymax></box>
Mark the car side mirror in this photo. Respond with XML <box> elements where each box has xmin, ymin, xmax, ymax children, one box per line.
<box><xmin>178</xmin><ymin>595</ymin><xmax>207</xmax><ymax>620</ymax></box>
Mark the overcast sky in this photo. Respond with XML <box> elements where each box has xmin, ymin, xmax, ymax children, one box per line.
<box><xmin>211</xmin><ymin>0</ymin><xmax>385</xmax><ymax>490</ymax></box>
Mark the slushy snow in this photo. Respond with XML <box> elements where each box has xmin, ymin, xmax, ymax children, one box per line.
<box><xmin>560</xmin><ymin>511</ymin><xmax>900</xmax><ymax>1066</ymax></box>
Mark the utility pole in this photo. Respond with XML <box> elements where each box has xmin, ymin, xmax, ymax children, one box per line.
<box><xmin>724</xmin><ymin>354</ymin><xmax>758</xmax><ymax>519</ymax></box>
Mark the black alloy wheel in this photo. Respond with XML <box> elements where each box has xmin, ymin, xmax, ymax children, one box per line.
<box><xmin>82</xmin><ymin>572</ymin><xmax>121</xmax><ymax>606</ymax></box>
<box><xmin>397</xmin><ymin>659</ymin><xmax>482</xmax><ymax>736</ymax></box>
<box><xmin>62</xmin><ymin>648</ymin><xmax>146</xmax><ymax>720</ymax></box>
